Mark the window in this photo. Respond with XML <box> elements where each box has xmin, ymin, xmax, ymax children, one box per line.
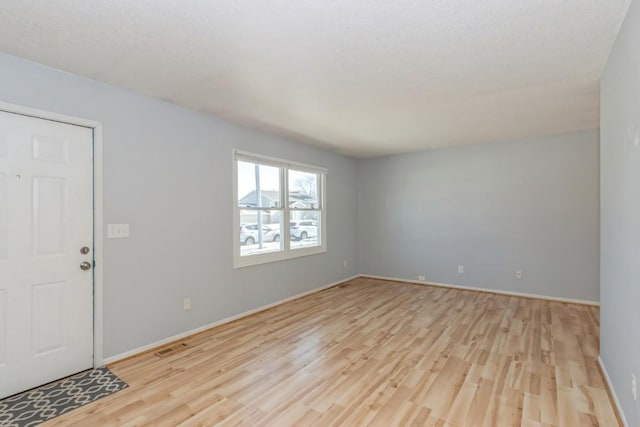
<box><xmin>234</xmin><ymin>150</ymin><xmax>327</xmax><ymax>267</ymax></box>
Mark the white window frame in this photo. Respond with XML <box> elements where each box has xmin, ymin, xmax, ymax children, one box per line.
<box><xmin>233</xmin><ymin>149</ymin><xmax>327</xmax><ymax>268</ymax></box>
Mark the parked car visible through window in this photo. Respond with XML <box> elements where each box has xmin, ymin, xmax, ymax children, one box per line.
<box><xmin>240</xmin><ymin>224</ymin><xmax>280</xmax><ymax>245</ymax></box>
<box><xmin>290</xmin><ymin>220</ymin><xmax>317</xmax><ymax>241</ymax></box>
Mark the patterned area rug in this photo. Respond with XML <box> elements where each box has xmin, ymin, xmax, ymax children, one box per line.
<box><xmin>0</xmin><ymin>367</ymin><xmax>128</xmax><ymax>427</ymax></box>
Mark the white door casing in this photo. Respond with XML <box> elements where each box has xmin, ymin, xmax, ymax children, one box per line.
<box><xmin>0</xmin><ymin>110</ymin><xmax>94</xmax><ymax>399</ymax></box>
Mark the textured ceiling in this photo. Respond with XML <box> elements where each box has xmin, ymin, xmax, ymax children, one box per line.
<box><xmin>0</xmin><ymin>0</ymin><xmax>631</xmax><ymax>157</ymax></box>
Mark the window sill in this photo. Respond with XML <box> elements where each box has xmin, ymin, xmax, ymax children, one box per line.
<box><xmin>233</xmin><ymin>245</ymin><xmax>327</xmax><ymax>269</ymax></box>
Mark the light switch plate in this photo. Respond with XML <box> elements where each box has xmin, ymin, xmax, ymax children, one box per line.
<box><xmin>108</xmin><ymin>223</ymin><xmax>130</xmax><ymax>239</ymax></box>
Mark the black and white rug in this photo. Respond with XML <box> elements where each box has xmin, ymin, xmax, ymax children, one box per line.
<box><xmin>0</xmin><ymin>367</ymin><xmax>128</xmax><ymax>427</ymax></box>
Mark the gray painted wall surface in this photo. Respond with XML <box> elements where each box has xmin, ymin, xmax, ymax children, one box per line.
<box><xmin>358</xmin><ymin>131</ymin><xmax>600</xmax><ymax>302</ymax></box>
<box><xmin>601</xmin><ymin>0</ymin><xmax>640</xmax><ymax>424</ymax></box>
<box><xmin>0</xmin><ymin>53</ymin><xmax>359</xmax><ymax>358</ymax></box>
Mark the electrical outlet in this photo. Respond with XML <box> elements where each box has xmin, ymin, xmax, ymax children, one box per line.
<box><xmin>418</xmin><ymin>275</ymin><xmax>426</xmax><ymax>281</ymax></box>
<box><xmin>458</xmin><ymin>265</ymin><xmax>464</xmax><ymax>274</ymax></box>
<box><xmin>515</xmin><ymin>271</ymin><xmax>523</xmax><ymax>280</ymax></box>
<box><xmin>632</xmin><ymin>374</ymin><xmax>637</xmax><ymax>401</ymax></box>
<box><xmin>183</xmin><ymin>298</ymin><xmax>191</xmax><ymax>311</ymax></box>
<box><xmin>343</xmin><ymin>259</ymin><xmax>348</xmax><ymax>268</ymax></box>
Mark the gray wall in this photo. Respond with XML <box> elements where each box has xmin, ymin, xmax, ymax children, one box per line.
<box><xmin>358</xmin><ymin>131</ymin><xmax>600</xmax><ymax>302</ymax></box>
<box><xmin>0</xmin><ymin>53</ymin><xmax>359</xmax><ymax>359</ymax></box>
<box><xmin>601</xmin><ymin>0</ymin><xmax>640</xmax><ymax>424</ymax></box>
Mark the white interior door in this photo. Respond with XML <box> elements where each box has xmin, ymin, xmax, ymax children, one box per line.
<box><xmin>0</xmin><ymin>110</ymin><xmax>94</xmax><ymax>399</ymax></box>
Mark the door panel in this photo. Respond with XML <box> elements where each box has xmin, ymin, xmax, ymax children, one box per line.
<box><xmin>32</xmin><ymin>281</ymin><xmax>65</xmax><ymax>356</ymax></box>
<box><xmin>33</xmin><ymin>176</ymin><xmax>67</xmax><ymax>256</ymax></box>
<box><xmin>0</xmin><ymin>131</ymin><xmax>6</xmax><ymax>156</ymax></box>
<box><xmin>0</xmin><ymin>110</ymin><xmax>93</xmax><ymax>399</ymax></box>
<box><xmin>0</xmin><ymin>289</ymin><xmax>6</xmax><ymax>365</ymax></box>
<box><xmin>0</xmin><ymin>173</ymin><xmax>6</xmax><ymax>259</ymax></box>
<box><xmin>32</xmin><ymin>135</ymin><xmax>68</xmax><ymax>163</ymax></box>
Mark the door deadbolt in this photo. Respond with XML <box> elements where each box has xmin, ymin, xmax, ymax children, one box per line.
<box><xmin>80</xmin><ymin>246</ymin><xmax>90</xmax><ymax>254</ymax></box>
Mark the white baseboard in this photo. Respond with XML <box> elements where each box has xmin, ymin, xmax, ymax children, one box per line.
<box><xmin>598</xmin><ymin>356</ymin><xmax>629</xmax><ymax>427</ymax></box>
<box><xmin>359</xmin><ymin>274</ymin><xmax>600</xmax><ymax>306</ymax></box>
<box><xmin>102</xmin><ymin>275</ymin><xmax>359</xmax><ymax>365</ymax></box>
<box><xmin>102</xmin><ymin>273</ymin><xmax>598</xmax><ymax>365</ymax></box>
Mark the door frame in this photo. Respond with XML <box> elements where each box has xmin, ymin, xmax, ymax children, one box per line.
<box><xmin>0</xmin><ymin>100</ymin><xmax>105</xmax><ymax>367</ymax></box>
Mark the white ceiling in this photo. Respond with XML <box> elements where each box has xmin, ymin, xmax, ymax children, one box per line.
<box><xmin>0</xmin><ymin>1</ymin><xmax>631</xmax><ymax>157</ymax></box>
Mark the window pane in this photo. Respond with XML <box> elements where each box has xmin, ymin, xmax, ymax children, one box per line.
<box><xmin>288</xmin><ymin>169</ymin><xmax>319</xmax><ymax>209</ymax></box>
<box><xmin>240</xmin><ymin>209</ymin><xmax>283</xmax><ymax>256</ymax></box>
<box><xmin>290</xmin><ymin>210</ymin><xmax>320</xmax><ymax>250</ymax></box>
<box><xmin>238</xmin><ymin>161</ymin><xmax>282</xmax><ymax>208</ymax></box>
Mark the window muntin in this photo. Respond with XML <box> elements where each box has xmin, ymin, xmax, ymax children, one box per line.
<box><xmin>234</xmin><ymin>151</ymin><xmax>326</xmax><ymax>267</ymax></box>
<box><xmin>239</xmin><ymin>210</ymin><xmax>283</xmax><ymax>256</ymax></box>
<box><xmin>237</xmin><ymin>161</ymin><xmax>281</xmax><ymax>208</ymax></box>
<box><xmin>288</xmin><ymin>169</ymin><xmax>322</xmax><ymax>250</ymax></box>
<box><xmin>288</xmin><ymin>169</ymin><xmax>319</xmax><ymax>209</ymax></box>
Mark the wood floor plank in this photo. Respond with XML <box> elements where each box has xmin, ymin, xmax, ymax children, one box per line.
<box><xmin>41</xmin><ymin>278</ymin><xmax>619</xmax><ymax>426</ymax></box>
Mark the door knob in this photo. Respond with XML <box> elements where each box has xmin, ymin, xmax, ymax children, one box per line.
<box><xmin>80</xmin><ymin>261</ymin><xmax>92</xmax><ymax>271</ymax></box>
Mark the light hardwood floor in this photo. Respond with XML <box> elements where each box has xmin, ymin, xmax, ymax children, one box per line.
<box><xmin>44</xmin><ymin>277</ymin><xmax>619</xmax><ymax>426</ymax></box>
